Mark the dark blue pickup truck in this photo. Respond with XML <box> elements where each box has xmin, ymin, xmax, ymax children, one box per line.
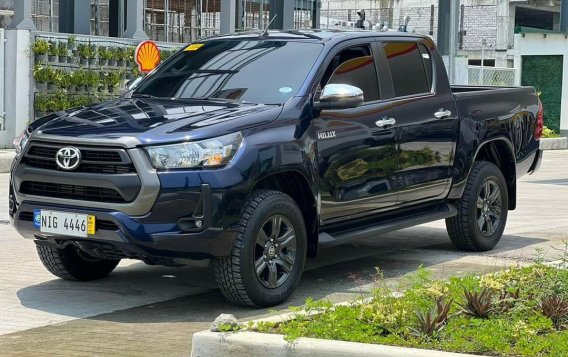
<box><xmin>10</xmin><ymin>30</ymin><xmax>543</xmax><ymax>307</ymax></box>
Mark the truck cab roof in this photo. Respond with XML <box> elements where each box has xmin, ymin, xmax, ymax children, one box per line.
<box><xmin>208</xmin><ymin>29</ymin><xmax>431</xmax><ymax>44</ymax></box>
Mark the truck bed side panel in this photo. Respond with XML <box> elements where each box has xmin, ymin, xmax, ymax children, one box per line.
<box><xmin>448</xmin><ymin>87</ymin><xmax>540</xmax><ymax>199</ymax></box>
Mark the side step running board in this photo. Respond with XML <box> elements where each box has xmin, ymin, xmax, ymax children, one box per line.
<box><xmin>318</xmin><ymin>203</ymin><xmax>457</xmax><ymax>248</ymax></box>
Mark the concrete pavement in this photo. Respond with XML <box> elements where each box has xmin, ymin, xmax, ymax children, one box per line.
<box><xmin>0</xmin><ymin>150</ymin><xmax>567</xmax><ymax>357</ymax></box>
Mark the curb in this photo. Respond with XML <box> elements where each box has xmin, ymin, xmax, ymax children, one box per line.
<box><xmin>540</xmin><ymin>137</ymin><xmax>567</xmax><ymax>150</ymax></box>
<box><xmin>191</xmin><ymin>331</ymin><xmax>486</xmax><ymax>357</ymax></box>
<box><xmin>0</xmin><ymin>150</ymin><xmax>15</xmax><ymax>173</ymax></box>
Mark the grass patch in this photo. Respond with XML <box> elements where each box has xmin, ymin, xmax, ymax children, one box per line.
<box><xmin>256</xmin><ymin>265</ymin><xmax>568</xmax><ymax>356</ymax></box>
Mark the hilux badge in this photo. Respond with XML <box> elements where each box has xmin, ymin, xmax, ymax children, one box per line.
<box><xmin>317</xmin><ymin>131</ymin><xmax>336</xmax><ymax>140</ymax></box>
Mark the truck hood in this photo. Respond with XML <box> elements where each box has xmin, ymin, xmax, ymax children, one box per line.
<box><xmin>34</xmin><ymin>97</ymin><xmax>284</xmax><ymax>145</ymax></box>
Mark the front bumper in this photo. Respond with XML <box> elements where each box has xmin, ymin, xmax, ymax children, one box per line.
<box><xmin>12</xmin><ymin>198</ymin><xmax>237</xmax><ymax>260</ymax></box>
<box><xmin>10</xmin><ymin>165</ymin><xmax>250</xmax><ymax>260</ymax></box>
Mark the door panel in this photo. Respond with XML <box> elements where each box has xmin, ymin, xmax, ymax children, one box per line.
<box><xmin>315</xmin><ymin>103</ymin><xmax>398</xmax><ymax>221</ymax></box>
<box><xmin>380</xmin><ymin>41</ymin><xmax>458</xmax><ymax>204</ymax></box>
<box><xmin>394</xmin><ymin>95</ymin><xmax>458</xmax><ymax>203</ymax></box>
<box><xmin>314</xmin><ymin>42</ymin><xmax>398</xmax><ymax>222</ymax></box>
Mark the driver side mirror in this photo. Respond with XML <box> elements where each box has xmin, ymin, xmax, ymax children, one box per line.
<box><xmin>313</xmin><ymin>84</ymin><xmax>364</xmax><ymax>110</ymax></box>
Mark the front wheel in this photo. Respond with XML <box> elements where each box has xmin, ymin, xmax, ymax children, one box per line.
<box><xmin>214</xmin><ymin>190</ymin><xmax>307</xmax><ymax>307</ymax></box>
<box><xmin>446</xmin><ymin>161</ymin><xmax>509</xmax><ymax>252</ymax></box>
<box><xmin>37</xmin><ymin>244</ymin><xmax>120</xmax><ymax>281</ymax></box>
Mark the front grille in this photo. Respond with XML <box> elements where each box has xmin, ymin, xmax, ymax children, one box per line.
<box><xmin>23</xmin><ymin>143</ymin><xmax>136</xmax><ymax>174</ymax></box>
<box><xmin>19</xmin><ymin>212</ymin><xmax>120</xmax><ymax>232</ymax></box>
<box><xmin>20</xmin><ymin>181</ymin><xmax>127</xmax><ymax>203</ymax></box>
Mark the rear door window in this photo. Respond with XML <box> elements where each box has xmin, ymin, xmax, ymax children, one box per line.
<box><xmin>383</xmin><ymin>42</ymin><xmax>431</xmax><ymax>97</ymax></box>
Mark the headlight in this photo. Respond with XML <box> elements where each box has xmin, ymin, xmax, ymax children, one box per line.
<box><xmin>13</xmin><ymin>127</ymin><xmax>30</xmax><ymax>155</ymax></box>
<box><xmin>145</xmin><ymin>132</ymin><xmax>243</xmax><ymax>169</ymax></box>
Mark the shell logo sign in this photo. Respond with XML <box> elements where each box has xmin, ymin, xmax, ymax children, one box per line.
<box><xmin>135</xmin><ymin>40</ymin><xmax>161</xmax><ymax>73</ymax></box>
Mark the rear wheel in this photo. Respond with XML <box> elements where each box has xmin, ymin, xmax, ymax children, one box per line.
<box><xmin>214</xmin><ymin>190</ymin><xmax>307</xmax><ymax>307</ymax></box>
<box><xmin>446</xmin><ymin>161</ymin><xmax>508</xmax><ymax>251</ymax></box>
<box><xmin>37</xmin><ymin>244</ymin><xmax>120</xmax><ymax>281</ymax></box>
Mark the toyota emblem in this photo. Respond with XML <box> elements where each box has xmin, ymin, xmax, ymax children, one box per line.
<box><xmin>55</xmin><ymin>147</ymin><xmax>82</xmax><ymax>170</ymax></box>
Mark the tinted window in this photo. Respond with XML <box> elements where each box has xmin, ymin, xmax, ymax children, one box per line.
<box><xmin>134</xmin><ymin>40</ymin><xmax>323</xmax><ymax>104</ymax></box>
<box><xmin>384</xmin><ymin>42</ymin><xmax>430</xmax><ymax>97</ymax></box>
<box><xmin>325</xmin><ymin>45</ymin><xmax>380</xmax><ymax>102</ymax></box>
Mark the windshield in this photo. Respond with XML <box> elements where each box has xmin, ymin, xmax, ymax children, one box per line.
<box><xmin>133</xmin><ymin>39</ymin><xmax>323</xmax><ymax>104</ymax></box>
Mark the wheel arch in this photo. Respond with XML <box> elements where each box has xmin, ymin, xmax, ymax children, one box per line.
<box><xmin>472</xmin><ymin>138</ymin><xmax>517</xmax><ymax>210</ymax></box>
<box><xmin>252</xmin><ymin>169</ymin><xmax>319</xmax><ymax>258</ymax></box>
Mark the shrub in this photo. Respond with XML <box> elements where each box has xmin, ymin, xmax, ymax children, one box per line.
<box><xmin>413</xmin><ymin>298</ymin><xmax>453</xmax><ymax>337</ymax></box>
<box><xmin>540</xmin><ymin>296</ymin><xmax>568</xmax><ymax>330</ymax></box>
<box><xmin>32</xmin><ymin>39</ymin><xmax>50</xmax><ymax>55</ymax></box>
<box><xmin>459</xmin><ymin>288</ymin><xmax>494</xmax><ymax>318</ymax></box>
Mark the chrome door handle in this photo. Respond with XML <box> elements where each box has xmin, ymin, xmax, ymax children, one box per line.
<box><xmin>375</xmin><ymin>117</ymin><xmax>396</xmax><ymax>128</ymax></box>
<box><xmin>434</xmin><ymin>109</ymin><xmax>452</xmax><ymax>119</ymax></box>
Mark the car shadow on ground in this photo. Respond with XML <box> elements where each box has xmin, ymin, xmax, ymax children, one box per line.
<box><xmin>16</xmin><ymin>226</ymin><xmax>547</xmax><ymax>325</ymax></box>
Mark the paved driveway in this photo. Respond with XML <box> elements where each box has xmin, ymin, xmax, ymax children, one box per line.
<box><xmin>1</xmin><ymin>151</ymin><xmax>567</xmax><ymax>356</ymax></box>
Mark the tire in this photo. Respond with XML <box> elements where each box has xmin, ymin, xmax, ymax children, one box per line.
<box><xmin>36</xmin><ymin>244</ymin><xmax>120</xmax><ymax>281</ymax></box>
<box><xmin>214</xmin><ymin>190</ymin><xmax>307</xmax><ymax>307</ymax></box>
<box><xmin>446</xmin><ymin>161</ymin><xmax>509</xmax><ymax>252</ymax></box>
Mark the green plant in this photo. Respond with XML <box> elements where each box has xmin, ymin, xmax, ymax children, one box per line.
<box><xmin>48</xmin><ymin>41</ymin><xmax>58</xmax><ymax>57</ymax></box>
<box><xmin>57</xmin><ymin>72</ymin><xmax>73</xmax><ymax>89</ymax></box>
<box><xmin>542</xmin><ymin>126</ymin><xmax>560</xmax><ymax>139</ymax></box>
<box><xmin>33</xmin><ymin>65</ymin><xmax>53</xmax><ymax>83</ymax></box>
<box><xmin>112</xmin><ymin>47</ymin><xmax>126</xmax><ymax>62</ymax></box>
<box><xmin>84</xmin><ymin>70</ymin><xmax>101</xmax><ymax>87</ymax></box>
<box><xmin>460</xmin><ymin>288</ymin><xmax>494</xmax><ymax>318</ymax></box>
<box><xmin>67</xmin><ymin>35</ymin><xmax>76</xmax><ymax>49</ymax></box>
<box><xmin>78</xmin><ymin>43</ymin><xmax>96</xmax><ymax>59</ymax></box>
<box><xmin>71</xmin><ymin>70</ymin><xmax>86</xmax><ymax>86</ymax></box>
<box><xmin>413</xmin><ymin>298</ymin><xmax>453</xmax><ymax>336</ymax></box>
<box><xmin>56</xmin><ymin>41</ymin><xmax>68</xmax><ymax>57</ymax></box>
<box><xmin>98</xmin><ymin>47</ymin><xmax>113</xmax><ymax>61</ymax></box>
<box><xmin>540</xmin><ymin>296</ymin><xmax>568</xmax><ymax>330</ymax></box>
<box><xmin>496</xmin><ymin>288</ymin><xmax>521</xmax><ymax>313</ymax></box>
<box><xmin>125</xmin><ymin>47</ymin><xmax>136</xmax><ymax>63</ymax></box>
<box><xmin>32</xmin><ymin>39</ymin><xmax>50</xmax><ymax>55</ymax></box>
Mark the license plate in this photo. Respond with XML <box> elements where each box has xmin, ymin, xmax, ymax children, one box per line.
<box><xmin>34</xmin><ymin>210</ymin><xmax>95</xmax><ymax>238</ymax></box>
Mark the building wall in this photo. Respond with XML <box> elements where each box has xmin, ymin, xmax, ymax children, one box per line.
<box><xmin>321</xmin><ymin>0</ymin><xmax>561</xmax><ymax>67</ymax></box>
<box><xmin>513</xmin><ymin>33</ymin><xmax>568</xmax><ymax>137</ymax></box>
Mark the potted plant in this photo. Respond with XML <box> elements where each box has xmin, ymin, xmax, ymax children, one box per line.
<box><xmin>57</xmin><ymin>41</ymin><xmax>68</xmax><ymax>63</ymax></box>
<box><xmin>34</xmin><ymin>93</ymin><xmax>50</xmax><ymax>118</ymax></box>
<box><xmin>47</xmin><ymin>69</ymin><xmax>62</xmax><ymax>91</ymax></box>
<box><xmin>100</xmin><ymin>47</ymin><xmax>114</xmax><ymax>66</ymax></box>
<box><xmin>89</xmin><ymin>45</ymin><xmax>98</xmax><ymax>66</ymax></box>
<box><xmin>125</xmin><ymin>47</ymin><xmax>136</xmax><ymax>67</ymax></box>
<box><xmin>47</xmin><ymin>41</ymin><xmax>58</xmax><ymax>63</ymax></box>
<box><xmin>33</xmin><ymin>65</ymin><xmax>51</xmax><ymax>92</ymax></box>
<box><xmin>57</xmin><ymin>72</ymin><xmax>73</xmax><ymax>91</ymax></box>
<box><xmin>112</xmin><ymin>47</ymin><xmax>126</xmax><ymax>67</ymax></box>
<box><xmin>67</xmin><ymin>36</ymin><xmax>77</xmax><ymax>51</ymax></box>
<box><xmin>84</xmin><ymin>70</ymin><xmax>100</xmax><ymax>92</ymax></box>
<box><xmin>105</xmin><ymin>71</ymin><xmax>122</xmax><ymax>93</ymax></box>
<box><xmin>78</xmin><ymin>43</ymin><xmax>89</xmax><ymax>65</ymax></box>
<box><xmin>78</xmin><ymin>44</ymin><xmax>97</xmax><ymax>65</ymax></box>
<box><xmin>71</xmin><ymin>70</ymin><xmax>86</xmax><ymax>93</ymax></box>
<box><xmin>32</xmin><ymin>39</ymin><xmax>50</xmax><ymax>63</ymax></box>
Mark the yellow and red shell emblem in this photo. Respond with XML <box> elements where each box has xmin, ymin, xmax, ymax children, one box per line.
<box><xmin>135</xmin><ymin>41</ymin><xmax>161</xmax><ymax>73</ymax></box>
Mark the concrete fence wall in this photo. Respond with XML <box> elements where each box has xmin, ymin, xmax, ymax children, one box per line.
<box><xmin>0</xmin><ymin>29</ymin><xmax>182</xmax><ymax>149</ymax></box>
<box><xmin>0</xmin><ymin>28</ymin><xmax>5</xmax><ymax>140</ymax></box>
<box><xmin>1</xmin><ymin>29</ymin><xmax>32</xmax><ymax>149</ymax></box>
